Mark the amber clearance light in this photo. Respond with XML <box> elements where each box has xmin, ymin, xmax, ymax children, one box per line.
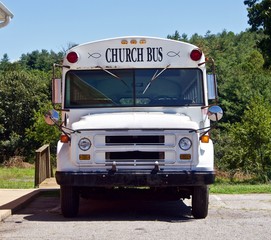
<box><xmin>60</xmin><ymin>134</ymin><xmax>70</xmax><ymax>143</ymax></box>
<box><xmin>200</xmin><ymin>135</ymin><xmax>210</xmax><ymax>143</ymax></box>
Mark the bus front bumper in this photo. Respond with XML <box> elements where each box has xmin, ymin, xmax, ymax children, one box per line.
<box><xmin>55</xmin><ymin>170</ymin><xmax>215</xmax><ymax>187</ymax></box>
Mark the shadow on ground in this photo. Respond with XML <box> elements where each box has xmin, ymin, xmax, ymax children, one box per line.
<box><xmin>19</xmin><ymin>190</ymin><xmax>194</xmax><ymax>223</ymax></box>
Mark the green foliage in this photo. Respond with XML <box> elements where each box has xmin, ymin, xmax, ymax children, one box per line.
<box><xmin>25</xmin><ymin>102</ymin><xmax>60</xmax><ymax>154</ymax></box>
<box><xmin>217</xmin><ymin>96</ymin><xmax>271</xmax><ymax>182</ymax></box>
<box><xmin>177</xmin><ymin>30</ymin><xmax>270</xmax><ymax>125</ymax></box>
<box><xmin>0</xmin><ymin>49</ymin><xmax>63</xmax><ymax>161</ymax></box>
<box><xmin>245</xmin><ymin>0</ymin><xmax>271</xmax><ymax>66</ymax></box>
<box><xmin>19</xmin><ymin>49</ymin><xmax>63</xmax><ymax>72</ymax></box>
<box><xmin>0</xmin><ymin>68</ymin><xmax>50</xmax><ymax>160</ymax></box>
<box><xmin>167</xmin><ymin>30</ymin><xmax>189</xmax><ymax>42</ymax></box>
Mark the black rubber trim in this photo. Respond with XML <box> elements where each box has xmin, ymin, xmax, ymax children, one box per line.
<box><xmin>56</xmin><ymin>170</ymin><xmax>215</xmax><ymax>187</ymax></box>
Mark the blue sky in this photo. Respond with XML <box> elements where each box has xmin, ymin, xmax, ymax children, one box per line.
<box><xmin>1</xmin><ymin>0</ymin><xmax>249</xmax><ymax>61</ymax></box>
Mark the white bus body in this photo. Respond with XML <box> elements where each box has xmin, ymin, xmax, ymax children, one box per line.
<box><xmin>48</xmin><ymin>36</ymin><xmax>222</xmax><ymax>218</ymax></box>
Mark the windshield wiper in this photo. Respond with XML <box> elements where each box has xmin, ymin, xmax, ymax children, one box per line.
<box><xmin>97</xmin><ymin>66</ymin><xmax>129</xmax><ymax>87</ymax></box>
<box><xmin>143</xmin><ymin>64</ymin><xmax>171</xmax><ymax>94</ymax></box>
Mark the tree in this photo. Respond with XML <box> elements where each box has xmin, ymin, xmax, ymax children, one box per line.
<box><xmin>218</xmin><ymin>96</ymin><xmax>271</xmax><ymax>181</ymax></box>
<box><xmin>25</xmin><ymin>102</ymin><xmax>60</xmax><ymax>156</ymax></box>
<box><xmin>244</xmin><ymin>0</ymin><xmax>271</xmax><ymax>66</ymax></box>
<box><xmin>0</xmin><ymin>70</ymin><xmax>49</xmax><ymax>160</ymax></box>
<box><xmin>0</xmin><ymin>54</ymin><xmax>11</xmax><ymax>71</ymax></box>
<box><xmin>20</xmin><ymin>50</ymin><xmax>63</xmax><ymax>72</ymax></box>
<box><xmin>1</xmin><ymin>53</ymin><xmax>9</xmax><ymax>63</ymax></box>
<box><xmin>0</xmin><ymin>55</ymin><xmax>23</xmax><ymax>72</ymax></box>
<box><xmin>167</xmin><ymin>30</ymin><xmax>189</xmax><ymax>42</ymax></box>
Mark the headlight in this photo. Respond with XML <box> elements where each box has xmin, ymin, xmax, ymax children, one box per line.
<box><xmin>179</xmin><ymin>137</ymin><xmax>192</xmax><ymax>151</ymax></box>
<box><xmin>78</xmin><ymin>138</ymin><xmax>91</xmax><ymax>151</ymax></box>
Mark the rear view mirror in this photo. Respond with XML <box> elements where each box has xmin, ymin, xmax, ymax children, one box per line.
<box><xmin>207</xmin><ymin>105</ymin><xmax>223</xmax><ymax>121</ymax></box>
<box><xmin>44</xmin><ymin>110</ymin><xmax>60</xmax><ymax>125</ymax></box>
<box><xmin>52</xmin><ymin>78</ymin><xmax>62</xmax><ymax>104</ymax></box>
<box><xmin>207</xmin><ymin>74</ymin><xmax>217</xmax><ymax>100</ymax></box>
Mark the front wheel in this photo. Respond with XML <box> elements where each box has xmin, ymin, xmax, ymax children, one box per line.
<box><xmin>60</xmin><ymin>186</ymin><xmax>80</xmax><ymax>218</ymax></box>
<box><xmin>192</xmin><ymin>185</ymin><xmax>209</xmax><ymax>219</ymax></box>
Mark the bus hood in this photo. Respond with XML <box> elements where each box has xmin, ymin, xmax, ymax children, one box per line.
<box><xmin>72</xmin><ymin>112</ymin><xmax>198</xmax><ymax>130</ymax></box>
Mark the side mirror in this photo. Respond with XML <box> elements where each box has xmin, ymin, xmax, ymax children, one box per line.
<box><xmin>52</xmin><ymin>78</ymin><xmax>62</xmax><ymax>104</ymax></box>
<box><xmin>207</xmin><ymin>105</ymin><xmax>223</xmax><ymax>121</ymax></box>
<box><xmin>207</xmin><ymin>74</ymin><xmax>218</xmax><ymax>100</ymax></box>
<box><xmin>44</xmin><ymin>110</ymin><xmax>60</xmax><ymax>125</ymax></box>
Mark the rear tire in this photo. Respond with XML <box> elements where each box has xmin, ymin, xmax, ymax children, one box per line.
<box><xmin>192</xmin><ymin>185</ymin><xmax>209</xmax><ymax>219</ymax></box>
<box><xmin>60</xmin><ymin>186</ymin><xmax>80</xmax><ymax>218</ymax></box>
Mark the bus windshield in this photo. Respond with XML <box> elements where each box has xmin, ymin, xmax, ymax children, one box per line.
<box><xmin>65</xmin><ymin>68</ymin><xmax>204</xmax><ymax>108</ymax></box>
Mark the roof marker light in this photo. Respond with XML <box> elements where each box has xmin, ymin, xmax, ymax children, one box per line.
<box><xmin>121</xmin><ymin>40</ymin><xmax>128</xmax><ymax>44</ymax></box>
<box><xmin>139</xmin><ymin>39</ymin><xmax>146</xmax><ymax>44</ymax></box>
<box><xmin>190</xmin><ymin>48</ymin><xmax>202</xmax><ymax>61</ymax></box>
<box><xmin>67</xmin><ymin>51</ymin><xmax>78</xmax><ymax>63</ymax></box>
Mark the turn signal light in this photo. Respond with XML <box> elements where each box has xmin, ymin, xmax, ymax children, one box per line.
<box><xmin>200</xmin><ymin>135</ymin><xmax>210</xmax><ymax>143</ymax></box>
<box><xmin>67</xmin><ymin>51</ymin><xmax>78</xmax><ymax>63</ymax></box>
<box><xmin>60</xmin><ymin>134</ymin><xmax>70</xmax><ymax>143</ymax></box>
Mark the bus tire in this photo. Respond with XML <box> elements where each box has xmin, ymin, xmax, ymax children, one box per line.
<box><xmin>192</xmin><ymin>185</ymin><xmax>209</xmax><ymax>219</ymax></box>
<box><xmin>60</xmin><ymin>186</ymin><xmax>79</xmax><ymax>218</ymax></box>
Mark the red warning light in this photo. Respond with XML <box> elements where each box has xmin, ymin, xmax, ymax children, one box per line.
<box><xmin>67</xmin><ymin>51</ymin><xmax>78</xmax><ymax>63</ymax></box>
<box><xmin>190</xmin><ymin>49</ymin><xmax>202</xmax><ymax>61</ymax></box>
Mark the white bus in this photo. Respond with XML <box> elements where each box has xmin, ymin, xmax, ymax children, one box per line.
<box><xmin>46</xmin><ymin>36</ymin><xmax>223</xmax><ymax>219</ymax></box>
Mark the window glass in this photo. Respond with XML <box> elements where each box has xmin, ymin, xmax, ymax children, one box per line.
<box><xmin>65</xmin><ymin>69</ymin><xmax>204</xmax><ymax>108</ymax></box>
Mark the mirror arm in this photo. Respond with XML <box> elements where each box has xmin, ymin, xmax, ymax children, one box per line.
<box><xmin>189</xmin><ymin>123</ymin><xmax>218</xmax><ymax>138</ymax></box>
<box><xmin>46</xmin><ymin>113</ymin><xmax>70</xmax><ymax>138</ymax></box>
<box><xmin>199</xmin><ymin>123</ymin><xmax>217</xmax><ymax>138</ymax></box>
<box><xmin>189</xmin><ymin>126</ymin><xmax>211</xmax><ymax>133</ymax></box>
<box><xmin>58</xmin><ymin>125</ymin><xmax>70</xmax><ymax>139</ymax></box>
<box><xmin>201</xmin><ymin>104</ymin><xmax>216</xmax><ymax>109</ymax></box>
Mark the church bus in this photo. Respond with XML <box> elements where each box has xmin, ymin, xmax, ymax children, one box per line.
<box><xmin>46</xmin><ymin>36</ymin><xmax>223</xmax><ymax>218</ymax></box>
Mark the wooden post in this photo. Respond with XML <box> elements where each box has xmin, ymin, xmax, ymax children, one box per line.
<box><xmin>35</xmin><ymin>144</ymin><xmax>51</xmax><ymax>188</ymax></box>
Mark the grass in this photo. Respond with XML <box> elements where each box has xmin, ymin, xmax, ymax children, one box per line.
<box><xmin>0</xmin><ymin>166</ymin><xmax>35</xmax><ymax>189</ymax></box>
<box><xmin>0</xmin><ymin>166</ymin><xmax>270</xmax><ymax>194</ymax></box>
<box><xmin>211</xmin><ymin>171</ymin><xmax>271</xmax><ymax>194</ymax></box>
<box><xmin>210</xmin><ymin>182</ymin><xmax>271</xmax><ymax>194</ymax></box>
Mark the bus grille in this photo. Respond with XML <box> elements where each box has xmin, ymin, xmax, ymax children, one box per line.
<box><xmin>106</xmin><ymin>135</ymin><xmax>164</xmax><ymax>145</ymax></box>
<box><xmin>92</xmin><ymin>132</ymin><xmax>177</xmax><ymax>167</ymax></box>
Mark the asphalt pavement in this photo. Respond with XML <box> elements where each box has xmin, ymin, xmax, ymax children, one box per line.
<box><xmin>1</xmin><ymin>178</ymin><xmax>271</xmax><ymax>223</ymax></box>
<box><xmin>1</xmin><ymin>190</ymin><xmax>271</xmax><ymax>240</ymax></box>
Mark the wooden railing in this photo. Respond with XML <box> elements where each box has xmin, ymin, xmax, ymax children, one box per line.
<box><xmin>35</xmin><ymin>144</ymin><xmax>53</xmax><ymax>187</ymax></box>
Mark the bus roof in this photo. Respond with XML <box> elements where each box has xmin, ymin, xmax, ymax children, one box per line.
<box><xmin>0</xmin><ymin>2</ymin><xmax>13</xmax><ymax>28</ymax></box>
<box><xmin>63</xmin><ymin>36</ymin><xmax>205</xmax><ymax>69</ymax></box>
